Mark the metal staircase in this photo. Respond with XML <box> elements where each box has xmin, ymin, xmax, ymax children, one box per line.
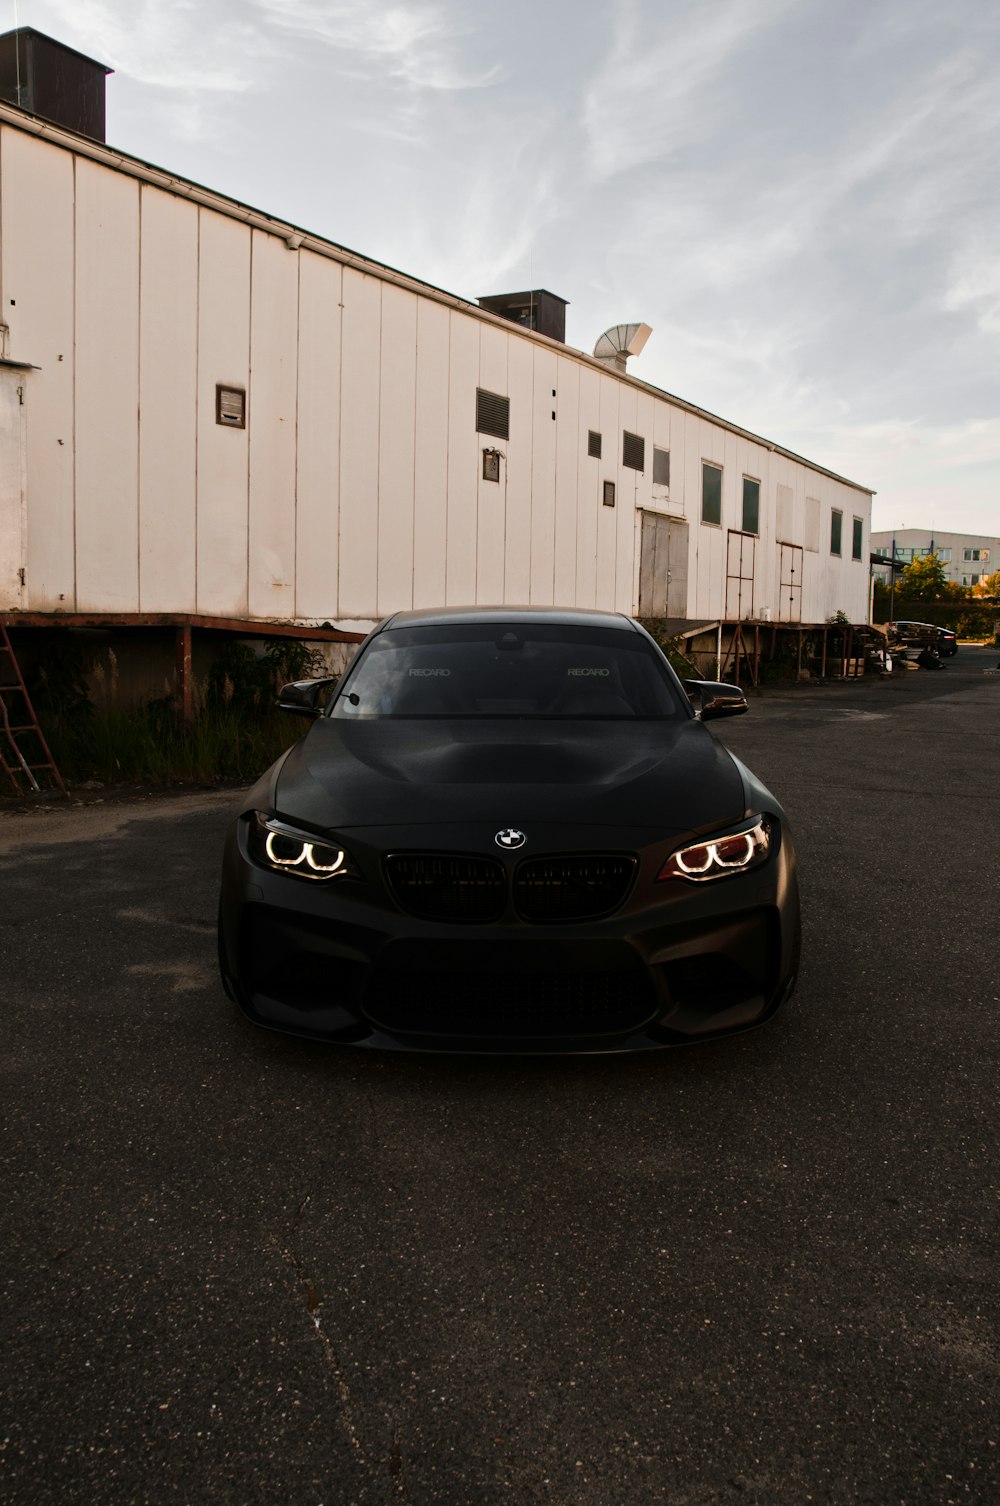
<box><xmin>0</xmin><ymin>625</ymin><xmax>66</xmax><ymax>796</ymax></box>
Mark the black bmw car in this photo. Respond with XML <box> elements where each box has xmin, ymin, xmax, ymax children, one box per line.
<box><xmin>218</xmin><ymin>607</ymin><xmax>800</xmax><ymax>1053</ymax></box>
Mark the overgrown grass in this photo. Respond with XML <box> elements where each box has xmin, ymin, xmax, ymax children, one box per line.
<box><xmin>43</xmin><ymin>704</ymin><xmax>304</xmax><ymax>785</ymax></box>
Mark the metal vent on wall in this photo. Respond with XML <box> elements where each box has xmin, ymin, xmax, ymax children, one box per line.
<box><xmin>588</xmin><ymin>430</ymin><xmax>602</xmax><ymax>459</ymax></box>
<box><xmin>476</xmin><ymin>388</ymin><xmax>510</xmax><ymax>441</ymax></box>
<box><xmin>216</xmin><ymin>385</ymin><xmax>246</xmax><ymax>428</ymax></box>
<box><xmin>623</xmin><ymin>431</ymin><xmax>645</xmax><ymax>472</ymax></box>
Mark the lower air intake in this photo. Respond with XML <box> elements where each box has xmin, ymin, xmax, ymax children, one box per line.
<box><xmin>365</xmin><ymin>968</ymin><xmax>654</xmax><ymax>1038</ymax></box>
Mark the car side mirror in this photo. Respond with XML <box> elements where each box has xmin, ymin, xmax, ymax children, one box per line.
<box><xmin>276</xmin><ymin>677</ymin><xmax>339</xmax><ymax>718</ymax></box>
<box><xmin>684</xmin><ymin>679</ymin><xmax>749</xmax><ymax>721</ymax></box>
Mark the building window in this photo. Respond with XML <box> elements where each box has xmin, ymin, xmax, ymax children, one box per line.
<box><xmin>702</xmin><ymin>463</ymin><xmax>722</xmax><ymax>525</ymax></box>
<box><xmin>653</xmin><ymin>447</ymin><xmax>670</xmax><ymax>486</ymax></box>
<box><xmin>963</xmin><ymin>574</ymin><xmax>981</xmax><ymax>586</ymax></box>
<box><xmin>939</xmin><ymin>548</ymin><xmax>952</xmax><ymax>562</ymax></box>
<box><xmin>603</xmin><ymin>480</ymin><xmax>616</xmax><ymax>508</ymax></box>
<box><xmin>852</xmin><ymin>517</ymin><xmax>863</xmax><ymax>560</ymax></box>
<box><xmin>216</xmin><ymin>385</ymin><xmax>246</xmax><ymax>428</ymax></box>
<box><xmin>983</xmin><ymin>549</ymin><xmax>991</xmax><ymax>562</ymax></box>
<box><xmin>742</xmin><ymin>477</ymin><xmax>760</xmax><ymax>535</ymax></box>
<box><xmin>623</xmin><ymin>431</ymin><xmax>645</xmax><ymax>471</ymax></box>
<box><xmin>588</xmin><ymin>430</ymin><xmax>602</xmax><ymax>459</ymax></box>
<box><xmin>964</xmin><ymin>548</ymin><xmax>981</xmax><ymax>561</ymax></box>
<box><xmin>476</xmin><ymin>387</ymin><xmax>510</xmax><ymax>440</ymax></box>
<box><xmin>830</xmin><ymin>509</ymin><xmax>843</xmax><ymax>556</ymax></box>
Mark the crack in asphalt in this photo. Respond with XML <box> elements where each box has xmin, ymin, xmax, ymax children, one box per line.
<box><xmin>268</xmin><ymin>1230</ymin><xmax>372</xmax><ymax>1475</ymax></box>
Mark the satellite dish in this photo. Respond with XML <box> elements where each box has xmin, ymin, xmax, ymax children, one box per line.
<box><xmin>593</xmin><ymin>323</ymin><xmax>653</xmax><ymax>372</ymax></box>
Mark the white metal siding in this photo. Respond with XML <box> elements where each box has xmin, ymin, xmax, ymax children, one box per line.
<box><xmin>338</xmin><ymin>268</ymin><xmax>381</xmax><ymax>618</ymax></box>
<box><xmin>0</xmin><ymin>369</ymin><xmax>26</xmax><ymax>609</ymax></box>
<box><xmin>1</xmin><ymin>131</ymin><xmax>75</xmax><ymax>607</ymax></box>
<box><xmin>196</xmin><ymin>211</ymin><xmax>250</xmax><ymax>617</ymax></box>
<box><xmin>294</xmin><ymin>250</ymin><xmax>342</xmax><ymax>620</ymax></box>
<box><xmin>248</xmin><ymin>229</ymin><xmax>298</xmax><ymax>620</ymax></box>
<box><xmin>75</xmin><ymin>159</ymin><xmax>139</xmax><ymax>611</ymax></box>
<box><xmin>138</xmin><ymin>187</ymin><xmax>198</xmax><ymax>613</ymax></box>
<box><xmin>2</xmin><ymin>119</ymin><xmax>873</xmax><ymax>630</ymax></box>
<box><xmin>445</xmin><ymin>313</ymin><xmax>477</xmax><ymax>605</ymax></box>
<box><xmin>411</xmin><ymin>298</ymin><xmax>449</xmax><ymax>609</ymax></box>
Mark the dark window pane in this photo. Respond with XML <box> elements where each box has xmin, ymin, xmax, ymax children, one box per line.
<box><xmin>702</xmin><ymin>463</ymin><xmax>722</xmax><ymax>525</ymax></box>
<box><xmin>653</xmin><ymin>447</ymin><xmax>670</xmax><ymax>486</ymax></box>
<box><xmin>852</xmin><ymin>517</ymin><xmax>863</xmax><ymax>560</ymax></box>
<box><xmin>831</xmin><ymin>510</ymin><xmax>843</xmax><ymax>555</ymax></box>
<box><xmin>742</xmin><ymin>477</ymin><xmax>760</xmax><ymax>534</ymax></box>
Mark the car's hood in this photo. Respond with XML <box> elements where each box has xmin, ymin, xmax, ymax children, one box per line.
<box><xmin>273</xmin><ymin>717</ymin><xmax>747</xmax><ymax>833</ymax></box>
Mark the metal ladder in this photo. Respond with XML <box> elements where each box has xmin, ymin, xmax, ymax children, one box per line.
<box><xmin>0</xmin><ymin>625</ymin><xmax>67</xmax><ymax>796</ymax></box>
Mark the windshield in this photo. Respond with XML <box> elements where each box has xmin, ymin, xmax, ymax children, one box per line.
<box><xmin>330</xmin><ymin>623</ymin><xmax>686</xmax><ymax>720</ymax></box>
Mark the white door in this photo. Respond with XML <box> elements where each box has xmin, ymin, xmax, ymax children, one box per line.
<box><xmin>726</xmin><ymin>530</ymin><xmax>756</xmax><ymax>619</ymax></box>
<box><xmin>0</xmin><ymin>370</ymin><xmax>27</xmax><ymax>610</ymax></box>
<box><xmin>779</xmin><ymin>543</ymin><xmax>803</xmax><ymax>622</ymax></box>
<box><xmin>638</xmin><ymin>513</ymin><xmax>689</xmax><ymax>617</ymax></box>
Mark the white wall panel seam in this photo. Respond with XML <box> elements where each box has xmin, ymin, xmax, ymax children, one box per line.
<box><xmin>410</xmin><ymin>288</ymin><xmax>418</xmax><ymax>609</ymax></box>
<box><xmin>136</xmin><ymin>181</ymin><xmax>143</xmax><ymax>608</ymax></box>
<box><xmin>335</xmin><ymin>271</ymin><xmax>344</xmax><ymax>620</ymax></box>
<box><xmin>71</xmin><ymin>152</ymin><xmax>78</xmax><ymax>611</ymax></box>
<box><xmin>293</xmin><ymin>250</ymin><xmax>301</xmax><ymax>618</ymax></box>
<box><xmin>194</xmin><ymin>208</ymin><xmax>200</xmax><ymax>611</ymax></box>
<box><xmin>246</xmin><ymin>225</ymin><xmax>253</xmax><ymax>609</ymax></box>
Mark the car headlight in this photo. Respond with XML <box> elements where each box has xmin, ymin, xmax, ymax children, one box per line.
<box><xmin>657</xmin><ymin>817</ymin><xmax>772</xmax><ymax>883</ymax></box>
<box><xmin>248</xmin><ymin>813</ymin><xmax>360</xmax><ymax>883</ymax></box>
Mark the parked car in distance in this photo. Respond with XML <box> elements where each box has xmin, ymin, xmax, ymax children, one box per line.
<box><xmin>218</xmin><ymin>606</ymin><xmax>801</xmax><ymax>1055</ymax></box>
<box><xmin>886</xmin><ymin>621</ymin><xmax>958</xmax><ymax>656</ymax></box>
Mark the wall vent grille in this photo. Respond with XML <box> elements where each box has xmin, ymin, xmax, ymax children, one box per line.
<box><xmin>476</xmin><ymin>388</ymin><xmax>510</xmax><ymax>440</ymax></box>
<box><xmin>623</xmin><ymin>431</ymin><xmax>645</xmax><ymax>471</ymax></box>
<box><xmin>588</xmin><ymin>430</ymin><xmax>602</xmax><ymax>458</ymax></box>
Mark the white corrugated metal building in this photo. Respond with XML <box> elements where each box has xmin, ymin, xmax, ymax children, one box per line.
<box><xmin>0</xmin><ymin>30</ymin><xmax>874</xmax><ymax>693</ymax></box>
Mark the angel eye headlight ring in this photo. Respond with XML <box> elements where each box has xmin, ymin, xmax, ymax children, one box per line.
<box><xmin>250</xmin><ymin>814</ymin><xmax>358</xmax><ymax>882</ymax></box>
<box><xmin>658</xmin><ymin>818</ymin><xmax>773</xmax><ymax>884</ymax></box>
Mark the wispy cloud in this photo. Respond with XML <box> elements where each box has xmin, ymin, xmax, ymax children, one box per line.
<box><xmin>33</xmin><ymin>0</ymin><xmax>257</xmax><ymax>91</ymax></box>
<box><xmin>945</xmin><ymin>249</ymin><xmax>1000</xmax><ymax>334</ymax></box>
<box><xmin>254</xmin><ymin>0</ymin><xmax>502</xmax><ymax>90</ymax></box>
<box><xmin>581</xmin><ymin>0</ymin><xmax>795</xmax><ymax>181</ymax></box>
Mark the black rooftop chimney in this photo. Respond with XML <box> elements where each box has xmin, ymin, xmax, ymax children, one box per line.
<box><xmin>478</xmin><ymin>289</ymin><xmax>568</xmax><ymax>344</ymax></box>
<box><xmin>0</xmin><ymin>28</ymin><xmax>112</xmax><ymax>141</ymax></box>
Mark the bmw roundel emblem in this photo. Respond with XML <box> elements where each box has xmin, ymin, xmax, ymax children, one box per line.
<box><xmin>495</xmin><ymin>827</ymin><xmax>526</xmax><ymax>850</ymax></box>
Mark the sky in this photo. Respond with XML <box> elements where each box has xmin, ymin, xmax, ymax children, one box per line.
<box><xmin>12</xmin><ymin>0</ymin><xmax>1000</xmax><ymax>535</ymax></box>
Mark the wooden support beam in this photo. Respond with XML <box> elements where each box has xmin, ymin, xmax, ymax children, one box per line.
<box><xmin>175</xmin><ymin>624</ymin><xmax>193</xmax><ymax>723</ymax></box>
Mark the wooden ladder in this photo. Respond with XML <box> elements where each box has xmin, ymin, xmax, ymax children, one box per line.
<box><xmin>0</xmin><ymin>625</ymin><xmax>67</xmax><ymax>796</ymax></box>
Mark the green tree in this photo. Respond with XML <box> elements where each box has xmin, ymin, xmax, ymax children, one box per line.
<box><xmin>974</xmin><ymin>568</ymin><xmax>1000</xmax><ymax>597</ymax></box>
<box><xmin>900</xmin><ymin>552</ymin><xmax>949</xmax><ymax>599</ymax></box>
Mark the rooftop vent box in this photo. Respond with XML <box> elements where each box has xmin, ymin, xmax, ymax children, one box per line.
<box><xmin>0</xmin><ymin>28</ymin><xmax>112</xmax><ymax>142</ymax></box>
<box><xmin>477</xmin><ymin>289</ymin><xmax>568</xmax><ymax>345</ymax></box>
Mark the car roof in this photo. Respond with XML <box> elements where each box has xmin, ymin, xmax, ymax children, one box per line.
<box><xmin>379</xmin><ymin>605</ymin><xmax>638</xmax><ymax>632</ymax></box>
<box><xmin>892</xmin><ymin>620</ymin><xmax>953</xmax><ymax>630</ymax></box>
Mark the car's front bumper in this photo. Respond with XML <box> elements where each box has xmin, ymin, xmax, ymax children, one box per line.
<box><xmin>218</xmin><ymin>816</ymin><xmax>800</xmax><ymax>1054</ymax></box>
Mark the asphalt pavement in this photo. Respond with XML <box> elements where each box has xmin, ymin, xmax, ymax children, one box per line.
<box><xmin>1</xmin><ymin>646</ymin><xmax>998</xmax><ymax>1506</ymax></box>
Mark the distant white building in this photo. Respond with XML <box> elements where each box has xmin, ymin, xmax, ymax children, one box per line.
<box><xmin>0</xmin><ymin>28</ymin><xmax>875</xmax><ymax>683</ymax></box>
<box><xmin>871</xmin><ymin>529</ymin><xmax>999</xmax><ymax>588</ymax></box>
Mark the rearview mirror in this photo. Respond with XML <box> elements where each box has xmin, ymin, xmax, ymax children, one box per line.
<box><xmin>684</xmin><ymin>680</ymin><xmax>749</xmax><ymax>721</ymax></box>
<box><xmin>276</xmin><ymin>677</ymin><xmax>339</xmax><ymax>719</ymax></box>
